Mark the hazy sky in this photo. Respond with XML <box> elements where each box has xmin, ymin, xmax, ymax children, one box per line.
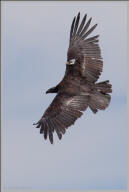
<box><xmin>2</xmin><ymin>1</ymin><xmax>127</xmax><ymax>190</ymax></box>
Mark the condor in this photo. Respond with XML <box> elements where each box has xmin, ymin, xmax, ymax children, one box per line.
<box><xmin>33</xmin><ymin>13</ymin><xmax>112</xmax><ymax>144</ymax></box>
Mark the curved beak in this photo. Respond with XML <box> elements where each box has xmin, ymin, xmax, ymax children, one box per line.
<box><xmin>46</xmin><ymin>90</ymin><xmax>49</xmax><ymax>94</ymax></box>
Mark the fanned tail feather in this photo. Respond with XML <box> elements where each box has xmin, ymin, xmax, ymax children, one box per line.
<box><xmin>89</xmin><ymin>80</ymin><xmax>112</xmax><ymax>113</ymax></box>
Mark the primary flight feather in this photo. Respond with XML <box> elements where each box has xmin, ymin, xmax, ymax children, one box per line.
<box><xmin>33</xmin><ymin>13</ymin><xmax>112</xmax><ymax>144</ymax></box>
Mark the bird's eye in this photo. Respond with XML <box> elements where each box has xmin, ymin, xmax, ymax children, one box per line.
<box><xmin>69</xmin><ymin>59</ymin><xmax>76</xmax><ymax>65</ymax></box>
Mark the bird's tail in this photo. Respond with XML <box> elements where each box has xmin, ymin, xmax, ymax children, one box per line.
<box><xmin>89</xmin><ymin>80</ymin><xmax>112</xmax><ymax>113</ymax></box>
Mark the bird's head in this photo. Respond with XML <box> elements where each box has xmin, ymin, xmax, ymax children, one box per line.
<box><xmin>46</xmin><ymin>86</ymin><xmax>58</xmax><ymax>94</ymax></box>
<box><xmin>46</xmin><ymin>88</ymin><xmax>53</xmax><ymax>94</ymax></box>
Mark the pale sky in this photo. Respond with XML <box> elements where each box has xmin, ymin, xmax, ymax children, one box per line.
<box><xmin>2</xmin><ymin>1</ymin><xmax>127</xmax><ymax>190</ymax></box>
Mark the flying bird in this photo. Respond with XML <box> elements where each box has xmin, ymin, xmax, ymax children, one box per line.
<box><xmin>33</xmin><ymin>13</ymin><xmax>112</xmax><ymax>144</ymax></box>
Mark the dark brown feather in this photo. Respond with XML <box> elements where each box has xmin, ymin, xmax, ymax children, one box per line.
<box><xmin>70</xmin><ymin>17</ymin><xmax>76</xmax><ymax>41</ymax></box>
<box><xmin>34</xmin><ymin>13</ymin><xmax>112</xmax><ymax>144</ymax></box>
<box><xmin>77</xmin><ymin>14</ymin><xmax>87</xmax><ymax>36</ymax></box>
<box><xmin>85</xmin><ymin>35</ymin><xmax>99</xmax><ymax>43</ymax></box>
<box><xmin>72</xmin><ymin>12</ymin><xmax>80</xmax><ymax>38</ymax></box>
<box><xmin>79</xmin><ymin>17</ymin><xmax>92</xmax><ymax>37</ymax></box>
<box><xmin>49</xmin><ymin>130</ymin><xmax>53</xmax><ymax>144</ymax></box>
<box><xmin>82</xmin><ymin>24</ymin><xmax>98</xmax><ymax>40</ymax></box>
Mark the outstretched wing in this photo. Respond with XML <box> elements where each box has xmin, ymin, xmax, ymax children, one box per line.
<box><xmin>67</xmin><ymin>13</ymin><xmax>103</xmax><ymax>82</ymax></box>
<box><xmin>34</xmin><ymin>93</ymin><xmax>89</xmax><ymax>144</ymax></box>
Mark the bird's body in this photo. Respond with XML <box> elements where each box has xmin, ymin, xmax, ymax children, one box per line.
<box><xmin>34</xmin><ymin>13</ymin><xmax>112</xmax><ymax>144</ymax></box>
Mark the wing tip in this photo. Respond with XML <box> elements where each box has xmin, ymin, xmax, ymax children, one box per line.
<box><xmin>77</xmin><ymin>12</ymin><xmax>80</xmax><ymax>16</ymax></box>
